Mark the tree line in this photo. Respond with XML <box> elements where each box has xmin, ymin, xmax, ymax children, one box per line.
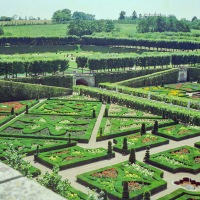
<box><xmin>76</xmin><ymin>53</ymin><xmax>200</xmax><ymax>71</ymax></box>
<box><xmin>0</xmin><ymin>59</ymin><xmax>69</xmax><ymax>78</ymax></box>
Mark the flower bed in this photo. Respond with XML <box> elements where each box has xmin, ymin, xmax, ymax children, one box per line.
<box><xmin>108</xmin><ymin>104</ymin><xmax>161</xmax><ymax>118</ymax></box>
<box><xmin>0</xmin><ymin>137</ymin><xmax>76</xmax><ymax>160</ymax></box>
<box><xmin>97</xmin><ymin>116</ymin><xmax>174</xmax><ymax>141</ymax></box>
<box><xmin>113</xmin><ymin>133</ymin><xmax>169</xmax><ymax>154</ymax></box>
<box><xmin>0</xmin><ymin>100</ymin><xmax>38</xmax><ymax>114</ymax></box>
<box><xmin>0</xmin><ymin>114</ymin><xmax>96</xmax><ymax>143</ymax></box>
<box><xmin>148</xmin><ymin>146</ymin><xmax>200</xmax><ymax>174</ymax></box>
<box><xmin>158</xmin><ymin>188</ymin><xmax>200</xmax><ymax>200</ymax></box>
<box><xmin>166</xmin><ymin>83</ymin><xmax>200</xmax><ymax>93</ymax></box>
<box><xmin>30</xmin><ymin>99</ymin><xmax>102</xmax><ymax>117</ymax></box>
<box><xmin>156</xmin><ymin>124</ymin><xmax>200</xmax><ymax>141</ymax></box>
<box><xmin>143</xmin><ymin>86</ymin><xmax>188</xmax><ymax>98</ymax></box>
<box><xmin>77</xmin><ymin>161</ymin><xmax>166</xmax><ymax>200</ymax></box>
<box><xmin>37</xmin><ymin>146</ymin><xmax>115</xmax><ymax>170</ymax></box>
<box><xmin>195</xmin><ymin>142</ymin><xmax>200</xmax><ymax>149</ymax></box>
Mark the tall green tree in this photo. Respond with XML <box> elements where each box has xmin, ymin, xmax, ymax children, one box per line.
<box><xmin>52</xmin><ymin>9</ymin><xmax>71</xmax><ymax>23</ymax></box>
<box><xmin>119</xmin><ymin>11</ymin><xmax>126</xmax><ymax>20</ymax></box>
<box><xmin>132</xmin><ymin>10</ymin><xmax>137</xmax><ymax>20</ymax></box>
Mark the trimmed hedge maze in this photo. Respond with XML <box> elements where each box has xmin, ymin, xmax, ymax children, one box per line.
<box><xmin>0</xmin><ymin>137</ymin><xmax>74</xmax><ymax>160</ymax></box>
<box><xmin>97</xmin><ymin>104</ymin><xmax>174</xmax><ymax>141</ymax></box>
<box><xmin>0</xmin><ymin>115</ymin><xmax>96</xmax><ymax>142</ymax></box>
<box><xmin>77</xmin><ymin>161</ymin><xmax>166</xmax><ymax>200</ymax></box>
<box><xmin>156</xmin><ymin>124</ymin><xmax>200</xmax><ymax>141</ymax></box>
<box><xmin>158</xmin><ymin>188</ymin><xmax>200</xmax><ymax>200</ymax></box>
<box><xmin>30</xmin><ymin>99</ymin><xmax>102</xmax><ymax>117</ymax></box>
<box><xmin>113</xmin><ymin>133</ymin><xmax>169</xmax><ymax>154</ymax></box>
<box><xmin>37</xmin><ymin>146</ymin><xmax>115</xmax><ymax>170</ymax></box>
<box><xmin>148</xmin><ymin>146</ymin><xmax>200</xmax><ymax>174</ymax></box>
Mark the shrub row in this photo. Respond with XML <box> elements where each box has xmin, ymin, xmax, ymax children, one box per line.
<box><xmin>95</xmin><ymin>68</ymin><xmax>167</xmax><ymax>86</ymax></box>
<box><xmin>74</xmin><ymin>86</ymin><xmax>200</xmax><ymax>126</ymax></box>
<box><xmin>9</xmin><ymin>75</ymin><xmax>73</xmax><ymax>88</ymax></box>
<box><xmin>117</xmin><ymin>68</ymin><xmax>179</xmax><ymax>87</ymax></box>
<box><xmin>0</xmin><ymin>80</ymin><xmax>72</xmax><ymax>102</ymax></box>
<box><xmin>81</xmin><ymin>36</ymin><xmax>200</xmax><ymax>50</ymax></box>
<box><xmin>0</xmin><ymin>36</ymin><xmax>80</xmax><ymax>46</ymax></box>
<box><xmin>99</xmin><ymin>82</ymin><xmax>200</xmax><ymax>109</ymax></box>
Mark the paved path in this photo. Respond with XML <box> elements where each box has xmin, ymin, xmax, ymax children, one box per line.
<box><xmin>11</xmin><ymin>99</ymin><xmax>200</xmax><ymax>199</ymax></box>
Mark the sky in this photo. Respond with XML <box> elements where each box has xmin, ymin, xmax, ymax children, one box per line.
<box><xmin>0</xmin><ymin>0</ymin><xmax>199</xmax><ymax>20</ymax></box>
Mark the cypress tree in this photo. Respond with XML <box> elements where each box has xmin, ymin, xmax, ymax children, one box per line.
<box><xmin>143</xmin><ymin>190</ymin><xmax>151</xmax><ymax>200</ymax></box>
<box><xmin>122</xmin><ymin>138</ymin><xmax>128</xmax><ymax>153</ymax></box>
<box><xmin>107</xmin><ymin>141</ymin><xmax>112</xmax><ymax>154</ymax></box>
<box><xmin>153</xmin><ymin>121</ymin><xmax>158</xmax><ymax>132</ymax></box>
<box><xmin>144</xmin><ymin>146</ymin><xmax>150</xmax><ymax>162</ymax></box>
<box><xmin>11</xmin><ymin>107</ymin><xmax>14</xmax><ymax>115</ymax></box>
<box><xmin>129</xmin><ymin>148</ymin><xmax>136</xmax><ymax>164</ymax></box>
<box><xmin>92</xmin><ymin>109</ymin><xmax>96</xmax><ymax>118</ymax></box>
<box><xmin>122</xmin><ymin>181</ymin><xmax>129</xmax><ymax>199</ymax></box>
<box><xmin>68</xmin><ymin>133</ymin><xmax>71</xmax><ymax>143</ymax></box>
<box><xmin>25</xmin><ymin>105</ymin><xmax>28</xmax><ymax>114</ymax></box>
<box><xmin>140</xmin><ymin>123</ymin><xmax>146</xmax><ymax>135</ymax></box>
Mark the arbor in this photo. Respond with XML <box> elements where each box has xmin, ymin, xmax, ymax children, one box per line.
<box><xmin>119</xmin><ymin>11</ymin><xmax>126</xmax><ymax>20</ymax></box>
<box><xmin>52</xmin><ymin>9</ymin><xmax>71</xmax><ymax>23</ymax></box>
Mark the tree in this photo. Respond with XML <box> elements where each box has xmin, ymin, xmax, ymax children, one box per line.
<box><xmin>119</xmin><ymin>11</ymin><xmax>126</xmax><ymax>20</ymax></box>
<box><xmin>192</xmin><ymin>16</ymin><xmax>198</xmax><ymax>21</ymax></box>
<box><xmin>140</xmin><ymin>123</ymin><xmax>146</xmax><ymax>135</ymax></box>
<box><xmin>122</xmin><ymin>138</ymin><xmax>128</xmax><ymax>153</ymax></box>
<box><xmin>122</xmin><ymin>181</ymin><xmax>129</xmax><ymax>199</ymax></box>
<box><xmin>0</xmin><ymin>27</ymin><xmax>4</xmax><ymax>36</ymax></box>
<box><xmin>129</xmin><ymin>148</ymin><xmax>136</xmax><ymax>164</ymax></box>
<box><xmin>143</xmin><ymin>190</ymin><xmax>151</xmax><ymax>200</ymax></box>
<box><xmin>37</xmin><ymin>165</ymin><xmax>70</xmax><ymax>196</ymax></box>
<box><xmin>72</xmin><ymin>11</ymin><xmax>95</xmax><ymax>20</ymax></box>
<box><xmin>104</xmin><ymin>20</ymin><xmax>115</xmax><ymax>32</ymax></box>
<box><xmin>52</xmin><ymin>9</ymin><xmax>71</xmax><ymax>23</ymax></box>
<box><xmin>144</xmin><ymin>146</ymin><xmax>150</xmax><ymax>162</ymax></box>
<box><xmin>132</xmin><ymin>11</ymin><xmax>137</xmax><ymax>20</ymax></box>
<box><xmin>107</xmin><ymin>141</ymin><xmax>113</xmax><ymax>154</ymax></box>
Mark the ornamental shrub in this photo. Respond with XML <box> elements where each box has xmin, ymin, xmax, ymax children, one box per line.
<box><xmin>122</xmin><ymin>181</ymin><xmax>129</xmax><ymax>199</ymax></box>
<box><xmin>122</xmin><ymin>138</ymin><xmax>128</xmax><ymax>152</ymax></box>
<box><xmin>107</xmin><ymin>141</ymin><xmax>112</xmax><ymax>154</ymax></box>
<box><xmin>144</xmin><ymin>146</ymin><xmax>150</xmax><ymax>162</ymax></box>
<box><xmin>140</xmin><ymin>123</ymin><xmax>146</xmax><ymax>135</ymax></box>
<box><xmin>129</xmin><ymin>148</ymin><xmax>136</xmax><ymax>164</ymax></box>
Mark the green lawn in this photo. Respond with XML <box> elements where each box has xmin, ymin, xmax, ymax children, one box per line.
<box><xmin>1</xmin><ymin>24</ymin><xmax>68</xmax><ymax>37</ymax></box>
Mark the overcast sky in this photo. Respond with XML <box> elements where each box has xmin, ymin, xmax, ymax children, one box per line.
<box><xmin>0</xmin><ymin>0</ymin><xmax>199</xmax><ymax>20</ymax></box>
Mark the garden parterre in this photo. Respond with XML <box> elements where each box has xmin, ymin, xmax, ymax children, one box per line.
<box><xmin>148</xmin><ymin>146</ymin><xmax>200</xmax><ymax>174</ymax></box>
<box><xmin>77</xmin><ymin>161</ymin><xmax>166</xmax><ymax>200</ymax></box>
<box><xmin>37</xmin><ymin>146</ymin><xmax>115</xmax><ymax>170</ymax></box>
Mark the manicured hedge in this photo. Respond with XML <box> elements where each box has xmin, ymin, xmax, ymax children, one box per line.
<box><xmin>0</xmin><ymin>80</ymin><xmax>72</xmax><ymax>102</ymax></box>
<box><xmin>158</xmin><ymin>189</ymin><xmax>200</xmax><ymax>200</ymax></box>
<box><xmin>155</xmin><ymin>124</ymin><xmax>200</xmax><ymax>141</ymax></box>
<box><xmin>117</xmin><ymin>68</ymin><xmax>179</xmax><ymax>87</ymax></box>
<box><xmin>148</xmin><ymin>146</ymin><xmax>200</xmax><ymax>174</ymax></box>
<box><xmin>37</xmin><ymin>146</ymin><xmax>115</xmax><ymax>170</ymax></box>
<box><xmin>77</xmin><ymin>161</ymin><xmax>166</xmax><ymax>200</ymax></box>
<box><xmin>0</xmin><ymin>36</ymin><xmax>80</xmax><ymax>46</ymax></box>
<box><xmin>9</xmin><ymin>75</ymin><xmax>73</xmax><ymax>88</ymax></box>
<box><xmin>95</xmin><ymin>68</ymin><xmax>167</xmax><ymax>86</ymax></box>
<box><xmin>99</xmin><ymin>82</ymin><xmax>200</xmax><ymax>109</ymax></box>
<box><xmin>113</xmin><ymin>133</ymin><xmax>169</xmax><ymax>154</ymax></box>
<box><xmin>74</xmin><ymin>86</ymin><xmax>200</xmax><ymax>126</ymax></box>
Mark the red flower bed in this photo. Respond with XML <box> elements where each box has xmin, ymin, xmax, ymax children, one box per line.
<box><xmin>0</xmin><ymin>102</ymin><xmax>24</xmax><ymax>112</ymax></box>
<box><xmin>92</xmin><ymin>168</ymin><xmax>118</xmax><ymax>179</ymax></box>
<box><xmin>171</xmin><ymin>148</ymin><xmax>189</xmax><ymax>155</ymax></box>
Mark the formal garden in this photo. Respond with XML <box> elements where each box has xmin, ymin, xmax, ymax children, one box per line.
<box><xmin>0</xmin><ymin>5</ymin><xmax>200</xmax><ymax>199</ymax></box>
